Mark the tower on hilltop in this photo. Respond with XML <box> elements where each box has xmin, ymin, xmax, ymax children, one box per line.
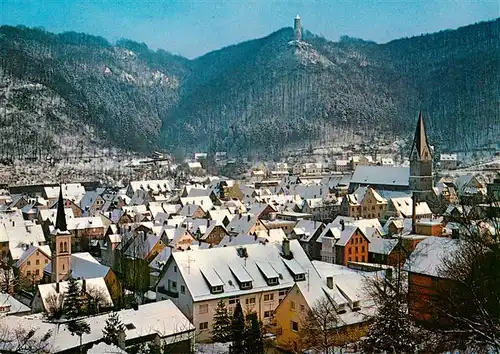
<box><xmin>51</xmin><ymin>186</ymin><xmax>72</xmax><ymax>283</ymax></box>
<box><xmin>409</xmin><ymin>111</ymin><xmax>433</xmax><ymax>192</ymax></box>
<box><xmin>294</xmin><ymin>14</ymin><xmax>302</xmax><ymax>41</ymax></box>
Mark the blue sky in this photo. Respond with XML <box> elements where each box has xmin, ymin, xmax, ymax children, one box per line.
<box><xmin>1</xmin><ymin>0</ymin><xmax>498</xmax><ymax>58</ymax></box>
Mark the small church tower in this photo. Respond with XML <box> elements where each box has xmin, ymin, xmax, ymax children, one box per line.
<box><xmin>51</xmin><ymin>186</ymin><xmax>71</xmax><ymax>283</ymax></box>
<box><xmin>294</xmin><ymin>14</ymin><xmax>302</xmax><ymax>41</ymax></box>
<box><xmin>409</xmin><ymin>112</ymin><xmax>433</xmax><ymax>192</ymax></box>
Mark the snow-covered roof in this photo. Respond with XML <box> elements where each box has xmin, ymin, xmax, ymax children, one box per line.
<box><xmin>36</xmin><ymin>277</ymin><xmax>113</xmax><ymax>312</ymax></box>
<box><xmin>0</xmin><ymin>292</ymin><xmax>31</xmax><ymax>315</ymax></box>
<box><xmin>87</xmin><ymin>342</ymin><xmax>127</xmax><ymax>354</ymax></box>
<box><xmin>44</xmin><ymin>252</ymin><xmax>110</xmax><ymax>279</ymax></box>
<box><xmin>164</xmin><ymin>240</ymin><xmax>313</xmax><ymax>301</ymax></box>
<box><xmin>368</xmin><ymin>238</ymin><xmax>398</xmax><ymax>255</ymax></box>
<box><xmin>1</xmin><ymin>300</ymin><xmax>193</xmax><ymax>352</ymax></box>
<box><xmin>149</xmin><ymin>247</ymin><xmax>172</xmax><ymax>271</ymax></box>
<box><xmin>44</xmin><ymin>184</ymin><xmax>86</xmax><ymax>203</ymax></box>
<box><xmin>404</xmin><ymin>236</ymin><xmax>459</xmax><ymax>277</ymax></box>
<box><xmin>128</xmin><ymin>180</ymin><xmax>174</xmax><ymax>194</ymax></box>
<box><xmin>351</xmin><ymin>166</ymin><xmax>409</xmax><ymax>187</ymax></box>
<box><xmin>389</xmin><ymin>197</ymin><xmax>432</xmax><ymax>218</ymax></box>
<box><xmin>14</xmin><ymin>245</ymin><xmax>51</xmax><ymax>267</ymax></box>
<box><xmin>38</xmin><ymin>208</ymin><xmax>75</xmax><ymax>224</ymax></box>
<box><xmin>66</xmin><ymin>216</ymin><xmax>104</xmax><ymax>230</ymax></box>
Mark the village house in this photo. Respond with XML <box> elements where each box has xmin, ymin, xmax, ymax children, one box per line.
<box><xmin>3</xmin><ymin>300</ymin><xmax>195</xmax><ymax>353</ymax></box>
<box><xmin>290</xmin><ymin>219</ymin><xmax>325</xmax><ymax>259</ymax></box>
<box><xmin>404</xmin><ymin>236</ymin><xmax>459</xmax><ymax>322</ymax></box>
<box><xmin>14</xmin><ymin>245</ymin><xmax>51</xmax><ymax>286</ymax></box>
<box><xmin>274</xmin><ymin>261</ymin><xmax>381</xmax><ymax>352</ymax></box>
<box><xmin>156</xmin><ymin>239</ymin><xmax>313</xmax><ymax>341</ymax></box>
<box><xmin>43</xmin><ymin>184</ymin><xmax>86</xmax><ymax>206</ymax></box>
<box><xmin>349</xmin><ymin>166</ymin><xmax>410</xmax><ymax>192</ymax></box>
<box><xmin>341</xmin><ymin>187</ymin><xmax>387</xmax><ymax>219</ymax></box>
<box><xmin>385</xmin><ymin>197</ymin><xmax>433</xmax><ymax>219</ymax></box>
<box><xmin>439</xmin><ymin>153</ymin><xmax>458</xmax><ymax>170</ymax></box>
<box><xmin>79</xmin><ymin>190</ymin><xmax>106</xmax><ymax>216</ymax></box>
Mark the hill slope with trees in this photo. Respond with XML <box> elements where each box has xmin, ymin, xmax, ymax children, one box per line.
<box><xmin>0</xmin><ymin>19</ymin><xmax>498</xmax><ymax>158</ymax></box>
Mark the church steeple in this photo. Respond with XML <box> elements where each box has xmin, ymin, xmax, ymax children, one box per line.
<box><xmin>410</xmin><ymin>111</ymin><xmax>432</xmax><ymax>161</ymax></box>
<box><xmin>55</xmin><ymin>186</ymin><xmax>67</xmax><ymax>232</ymax></box>
<box><xmin>51</xmin><ymin>184</ymin><xmax>71</xmax><ymax>282</ymax></box>
<box><xmin>409</xmin><ymin>112</ymin><xmax>433</xmax><ymax>192</ymax></box>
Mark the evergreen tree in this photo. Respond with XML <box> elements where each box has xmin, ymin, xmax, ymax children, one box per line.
<box><xmin>361</xmin><ymin>299</ymin><xmax>421</xmax><ymax>353</ymax></box>
<box><xmin>231</xmin><ymin>301</ymin><xmax>245</xmax><ymax>354</ymax></box>
<box><xmin>211</xmin><ymin>299</ymin><xmax>232</xmax><ymax>343</ymax></box>
<box><xmin>102</xmin><ymin>312</ymin><xmax>125</xmax><ymax>346</ymax></box>
<box><xmin>244</xmin><ymin>313</ymin><xmax>264</xmax><ymax>354</ymax></box>
<box><xmin>64</xmin><ymin>276</ymin><xmax>82</xmax><ymax>319</ymax></box>
<box><xmin>67</xmin><ymin>318</ymin><xmax>91</xmax><ymax>352</ymax></box>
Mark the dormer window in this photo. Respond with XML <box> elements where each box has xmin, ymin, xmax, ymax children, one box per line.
<box><xmin>294</xmin><ymin>273</ymin><xmax>306</xmax><ymax>282</ymax></box>
<box><xmin>211</xmin><ymin>285</ymin><xmax>223</xmax><ymax>294</ymax></box>
<box><xmin>352</xmin><ymin>301</ymin><xmax>360</xmax><ymax>311</ymax></box>
<box><xmin>240</xmin><ymin>281</ymin><xmax>252</xmax><ymax>290</ymax></box>
<box><xmin>267</xmin><ymin>277</ymin><xmax>279</xmax><ymax>285</ymax></box>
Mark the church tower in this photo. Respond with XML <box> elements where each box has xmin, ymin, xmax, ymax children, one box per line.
<box><xmin>51</xmin><ymin>186</ymin><xmax>71</xmax><ymax>283</ymax></box>
<box><xmin>294</xmin><ymin>14</ymin><xmax>302</xmax><ymax>41</ymax></box>
<box><xmin>409</xmin><ymin>112</ymin><xmax>433</xmax><ymax>192</ymax></box>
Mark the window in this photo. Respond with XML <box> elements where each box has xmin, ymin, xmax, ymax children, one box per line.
<box><xmin>300</xmin><ymin>304</ymin><xmax>305</xmax><ymax>312</ymax></box>
<box><xmin>362</xmin><ymin>246</ymin><xmax>365</xmax><ymax>252</ymax></box>
<box><xmin>229</xmin><ymin>297</ymin><xmax>238</xmax><ymax>305</ymax></box>
<box><xmin>45</xmin><ymin>259</ymin><xmax>48</xmax><ymax>264</ymax></box>
<box><xmin>198</xmin><ymin>304</ymin><xmax>208</xmax><ymax>314</ymax></box>
<box><xmin>199</xmin><ymin>322</ymin><xmax>208</xmax><ymax>330</ymax></box>
<box><xmin>174</xmin><ymin>265</ymin><xmax>177</xmax><ymax>273</ymax></box>
<box><xmin>27</xmin><ymin>261</ymin><xmax>31</xmax><ymax>266</ymax></box>
<box><xmin>181</xmin><ymin>285</ymin><xmax>185</xmax><ymax>294</ymax></box>
<box><xmin>355</xmin><ymin>246</ymin><xmax>358</xmax><ymax>253</ymax></box>
<box><xmin>59</xmin><ymin>242</ymin><xmax>63</xmax><ymax>252</ymax></box>
<box><xmin>348</xmin><ymin>248</ymin><xmax>351</xmax><ymax>254</ymax></box>
<box><xmin>264</xmin><ymin>294</ymin><xmax>274</xmax><ymax>302</ymax></box>
<box><xmin>63</xmin><ymin>242</ymin><xmax>67</xmax><ymax>253</ymax></box>
<box><xmin>211</xmin><ymin>285</ymin><xmax>223</xmax><ymax>294</ymax></box>
<box><xmin>35</xmin><ymin>269</ymin><xmax>39</xmax><ymax>275</ymax></box>
<box><xmin>172</xmin><ymin>281</ymin><xmax>177</xmax><ymax>289</ymax></box>
<box><xmin>290</xmin><ymin>301</ymin><xmax>296</xmax><ymax>311</ymax></box>
<box><xmin>240</xmin><ymin>281</ymin><xmax>252</xmax><ymax>290</ymax></box>
<box><xmin>264</xmin><ymin>311</ymin><xmax>272</xmax><ymax>318</ymax></box>
<box><xmin>267</xmin><ymin>277</ymin><xmax>278</xmax><ymax>285</ymax></box>
<box><xmin>294</xmin><ymin>274</ymin><xmax>305</xmax><ymax>281</ymax></box>
<box><xmin>291</xmin><ymin>321</ymin><xmax>299</xmax><ymax>332</ymax></box>
<box><xmin>62</xmin><ymin>264</ymin><xmax>65</xmax><ymax>270</ymax></box>
<box><xmin>27</xmin><ymin>271</ymin><xmax>31</xmax><ymax>276</ymax></box>
<box><xmin>36</xmin><ymin>259</ymin><xmax>40</xmax><ymax>265</ymax></box>
<box><xmin>245</xmin><ymin>297</ymin><xmax>255</xmax><ymax>305</ymax></box>
<box><xmin>36</xmin><ymin>251</ymin><xmax>39</xmax><ymax>256</ymax></box>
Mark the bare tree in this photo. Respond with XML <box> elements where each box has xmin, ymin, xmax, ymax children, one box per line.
<box><xmin>299</xmin><ymin>296</ymin><xmax>340</xmax><ymax>354</ymax></box>
<box><xmin>0</xmin><ymin>323</ymin><xmax>53</xmax><ymax>353</ymax></box>
<box><xmin>432</xmin><ymin>197</ymin><xmax>500</xmax><ymax>353</ymax></box>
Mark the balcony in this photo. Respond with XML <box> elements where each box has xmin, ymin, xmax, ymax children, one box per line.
<box><xmin>157</xmin><ymin>286</ymin><xmax>179</xmax><ymax>298</ymax></box>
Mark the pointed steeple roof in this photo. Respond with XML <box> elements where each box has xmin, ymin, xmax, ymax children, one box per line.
<box><xmin>410</xmin><ymin>111</ymin><xmax>431</xmax><ymax>160</ymax></box>
<box><xmin>55</xmin><ymin>185</ymin><xmax>68</xmax><ymax>232</ymax></box>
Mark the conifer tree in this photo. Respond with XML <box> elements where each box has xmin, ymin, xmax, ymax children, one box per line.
<box><xmin>211</xmin><ymin>299</ymin><xmax>232</xmax><ymax>343</ymax></box>
<box><xmin>231</xmin><ymin>301</ymin><xmax>245</xmax><ymax>354</ymax></box>
<box><xmin>64</xmin><ymin>276</ymin><xmax>82</xmax><ymax>319</ymax></box>
<box><xmin>102</xmin><ymin>312</ymin><xmax>125</xmax><ymax>346</ymax></box>
<box><xmin>244</xmin><ymin>313</ymin><xmax>264</xmax><ymax>354</ymax></box>
<box><xmin>67</xmin><ymin>318</ymin><xmax>91</xmax><ymax>352</ymax></box>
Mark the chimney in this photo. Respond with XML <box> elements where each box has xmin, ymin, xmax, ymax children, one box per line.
<box><xmin>247</xmin><ymin>215</ymin><xmax>251</xmax><ymax>222</ymax></box>
<box><xmin>451</xmin><ymin>228</ymin><xmax>459</xmax><ymax>240</ymax></box>
<box><xmin>12</xmin><ymin>220</ymin><xmax>14</xmax><ymax>227</ymax></box>
<box><xmin>340</xmin><ymin>219</ymin><xmax>345</xmax><ymax>231</ymax></box>
<box><xmin>282</xmin><ymin>238</ymin><xmax>291</xmax><ymax>259</ymax></box>
<box><xmin>55</xmin><ymin>281</ymin><xmax>60</xmax><ymax>293</ymax></box>
<box><xmin>82</xmin><ymin>278</ymin><xmax>86</xmax><ymax>292</ymax></box>
<box><xmin>326</xmin><ymin>276</ymin><xmax>334</xmax><ymax>289</ymax></box>
<box><xmin>206</xmin><ymin>219</ymin><xmax>210</xmax><ymax>227</ymax></box>
<box><xmin>412</xmin><ymin>192</ymin><xmax>417</xmax><ymax>234</ymax></box>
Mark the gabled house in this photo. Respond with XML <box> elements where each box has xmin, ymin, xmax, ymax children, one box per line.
<box><xmin>290</xmin><ymin>220</ymin><xmax>325</xmax><ymax>259</ymax></box>
<box><xmin>341</xmin><ymin>187</ymin><xmax>387</xmax><ymax>219</ymax></box>
<box><xmin>274</xmin><ymin>261</ymin><xmax>381</xmax><ymax>352</ymax></box>
<box><xmin>385</xmin><ymin>197</ymin><xmax>432</xmax><ymax>219</ymax></box>
<box><xmin>79</xmin><ymin>191</ymin><xmax>106</xmax><ymax>217</ymax></box>
<box><xmin>156</xmin><ymin>239</ymin><xmax>312</xmax><ymax>341</ymax></box>
<box><xmin>14</xmin><ymin>245</ymin><xmax>52</xmax><ymax>285</ymax></box>
<box><xmin>333</xmin><ymin>225</ymin><xmax>370</xmax><ymax>266</ymax></box>
<box><xmin>168</xmin><ymin>227</ymin><xmax>195</xmax><ymax>251</ymax></box>
<box><xmin>404</xmin><ymin>236</ymin><xmax>459</xmax><ymax>322</ymax></box>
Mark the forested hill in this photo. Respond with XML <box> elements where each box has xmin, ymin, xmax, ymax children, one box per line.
<box><xmin>0</xmin><ymin>19</ymin><xmax>498</xmax><ymax>159</ymax></box>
